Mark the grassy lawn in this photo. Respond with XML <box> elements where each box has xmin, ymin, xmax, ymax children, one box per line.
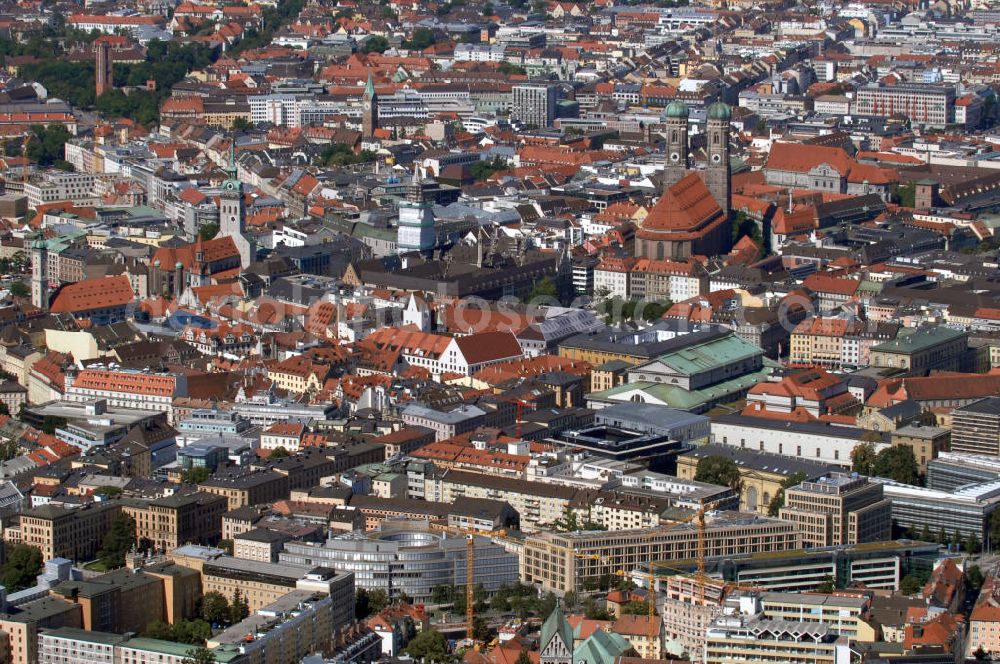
<box><xmin>83</xmin><ymin>559</ymin><xmax>110</xmax><ymax>572</ymax></box>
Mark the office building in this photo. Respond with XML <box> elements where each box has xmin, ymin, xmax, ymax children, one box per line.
<box><xmin>951</xmin><ymin>397</ymin><xmax>1000</xmax><ymax>457</ymax></box>
<box><xmin>928</xmin><ymin>452</ymin><xmax>1000</xmax><ymax>491</ymax></box>
<box><xmin>874</xmin><ymin>477</ymin><xmax>1000</xmax><ymax>541</ymax></box>
<box><xmin>512</xmin><ymin>84</ymin><xmax>558</xmax><ymax>127</ymax></box>
<box><xmin>522</xmin><ymin>513</ymin><xmax>800</xmax><ymax>594</ymax></box>
<box><xmin>854</xmin><ymin>83</ymin><xmax>955</xmax><ymax>128</ymax></box>
<box><xmin>37</xmin><ymin>627</ymin><xmax>123</xmax><ymax>664</ymax></box>
<box><xmin>207</xmin><ymin>589</ymin><xmax>353</xmax><ymax>664</ymax></box>
<box><xmin>779</xmin><ymin>473</ymin><xmax>892</xmax><ymax>547</ymax></box>
<box><xmin>704</xmin><ymin>615</ymin><xmax>849</xmax><ymax>664</ymax></box>
<box><xmin>279</xmin><ymin>522</ymin><xmax>518</xmax><ymax>602</ymax></box>
<box><xmin>657</xmin><ymin>540</ymin><xmax>939</xmax><ymax>592</ymax></box>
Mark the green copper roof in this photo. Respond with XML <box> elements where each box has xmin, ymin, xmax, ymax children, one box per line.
<box><xmin>540</xmin><ymin>605</ymin><xmax>574</xmax><ymax>655</ymax></box>
<box><xmin>574</xmin><ymin>629</ymin><xmax>632</xmax><ymax>664</ymax></box>
<box><xmin>364</xmin><ymin>73</ymin><xmax>376</xmax><ymax>98</ymax></box>
<box><xmin>665</xmin><ymin>100</ymin><xmax>689</xmax><ymax>119</ymax></box>
<box><xmin>707</xmin><ymin>101</ymin><xmax>732</xmax><ymax>121</ymax></box>
<box><xmin>654</xmin><ymin>333</ymin><xmax>762</xmax><ymax>377</ymax></box>
<box><xmin>589</xmin><ymin>361</ymin><xmax>777</xmax><ymax>411</ymax></box>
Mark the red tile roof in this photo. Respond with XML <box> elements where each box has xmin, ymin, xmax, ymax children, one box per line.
<box><xmin>49</xmin><ymin>275</ymin><xmax>135</xmax><ymax>314</ymax></box>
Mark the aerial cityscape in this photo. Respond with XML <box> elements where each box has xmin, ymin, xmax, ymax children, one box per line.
<box><xmin>0</xmin><ymin>0</ymin><xmax>997</xmax><ymax>662</ymax></box>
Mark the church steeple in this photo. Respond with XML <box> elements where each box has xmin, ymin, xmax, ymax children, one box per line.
<box><xmin>218</xmin><ymin>141</ymin><xmax>253</xmax><ymax>269</ymax></box>
<box><xmin>362</xmin><ymin>73</ymin><xmax>379</xmax><ymax>138</ymax></box>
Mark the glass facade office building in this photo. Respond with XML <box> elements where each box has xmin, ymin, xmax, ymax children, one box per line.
<box><xmin>279</xmin><ymin>525</ymin><xmax>518</xmax><ymax>601</ymax></box>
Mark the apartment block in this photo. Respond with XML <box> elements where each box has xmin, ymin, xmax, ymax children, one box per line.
<box><xmin>779</xmin><ymin>473</ymin><xmax>892</xmax><ymax>547</ymax></box>
<box><xmin>0</xmin><ymin>597</ymin><xmax>82</xmax><ymax>664</ymax></box>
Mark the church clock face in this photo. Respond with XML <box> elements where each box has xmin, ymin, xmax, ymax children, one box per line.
<box><xmin>711</xmin><ymin>154</ymin><xmax>722</xmax><ymax>164</ymax></box>
<box><xmin>363</xmin><ymin>101</ymin><xmax>371</xmax><ymax>112</ymax></box>
<box><xmin>670</xmin><ymin>152</ymin><xmax>680</xmax><ymax>163</ymax></box>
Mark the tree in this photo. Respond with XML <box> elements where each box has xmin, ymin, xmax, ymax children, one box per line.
<box><xmin>41</xmin><ymin>415</ymin><xmax>65</xmax><ymax>435</ymax></box>
<box><xmin>472</xmin><ymin>615</ymin><xmax>491</xmax><ymax>642</ymax></box>
<box><xmin>369</xmin><ymin>588</ymin><xmax>389</xmax><ymax>613</ymax></box>
<box><xmin>851</xmin><ymin>442</ymin><xmax>877</xmax><ymax>476</ymax></box>
<box><xmin>563</xmin><ymin>590</ymin><xmax>578</xmax><ymax>611</ymax></box>
<box><xmin>937</xmin><ymin>527</ymin><xmax>948</xmax><ymax>545</ymax></box>
<box><xmin>97</xmin><ymin>513</ymin><xmax>136</xmax><ymax>569</ymax></box>
<box><xmin>815</xmin><ymin>576</ymin><xmax>834</xmax><ymax>593</ymax></box>
<box><xmin>621</xmin><ymin>600</ymin><xmax>654</xmax><ymax>616</ymax></box>
<box><xmin>405</xmin><ymin>628</ymin><xmax>449</xmax><ymax>662</ymax></box>
<box><xmin>0</xmin><ymin>544</ymin><xmax>43</xmax><ymax>592</ymax></box>
<box><xmin>483</xmin><ymin>2</ymin><xmax>495</xmax><ymax>14</ymax></box>
<box><xmin>894</xmin><ymin>183</ymin><xmax>916</xmax><ymax>208</ymax></box>
<box><xmin>201</xmin><ymin>591</ymin><xmax>230</xmax><ymax>625</ymax></box>
<box><xmin>553</xmin><ymin>506</ymin><xmax>580</xmax><ymax>532</ymax></box>
<box><xmin>361</xmin><ymin>35</ymin><xmax>389</xmax><ymax>53</ymax></box>
<box><xmin>583</xmin><ymin>596</ymin><xmax>612</xmax><ymax>620</ymax></box>
<box><xmin>969</xmin><ymin>565</ymin><xmax>986</xmax><ymax>591</ymax></box>
<box><xmin>8</xmin><ymin>281</ymin><xmax>28</xmax><ymax>298</ymax></box>
<box><xmin>94</xmin><ymin>485</ymin><xmax>122</xmax><ymax>497</ymax></box>
<box><xmin>268</xmin><ymin>446</ymin><xmax>290</xmax><ymax>459</ymax></box>
<box><xmin>768</xmin><ymin>472</ymin><xmax>807</xmax><ymax>516</ymax></box>
<box><xmin>181</xmin><ymin>466</ymin><xmax>211</xmax><ymax>484</ymax></box>
<box><xmin>25</xmin><ymin>124</ymin><xmax>74</xmax><ymax>167</ymax></box>
<box><xmin>231</xmin><ymin>117</ymin><xmax>252</xmax><ymax>132</ymax></box>
<box><xmin>198</xmin><ymin>222</ymin><xmax>219</xmax><ymax>241</ymax></box>
<box><xmin>900</xmin><ymin>574</ymin><xmax>922</xmax><ymax>595</ymax></box>
<box><xmin>951</xmin><ymin>529</ymin><xmax>962</xmax><ymax>551</ymax></box>
<box><xmin>966</xmin><ymin>532</ymin><xmax>981</xmax><ymax>555</ymax></box>
<box><xmin>974</xmin><ymin>646</ymin><xmax>989</xmax><ymax>662</ymax></box>
<box><xmin>182</xmin><ymin>647</ymin><xmax>216</xmax><ymax>664</ymax></box>
<box><xmin>872</xmin><ymin>446</ymin><xmax>919</xmax><ymax>485</ymax></box>
<box><xmin>403</xmin><ymin>27</ymin><xmax>436</xmax><ymax>50</ymax></box>
<box><xmin>229</xmin><ymin>588</ymin><xmax>249</xmax><ymax>624</ymax></box>
<box><xmin>515</xmin><ymin>651</ymin><xmax>532</xmax><ymax>664</ymax></box>
<box><xmin>730</xmin><ymin>210</ymin><xmax>761</xmax><ymax>246</ymax></box>
<box><xmin>694</xmin><ymin>456</ymin><xmax>743</xmax><ymax>494</ymax></box>
<box><xmin>218</xmin><ymin>539</ymin><xmax>234</xmax><ymax>555</ymax></box>
<box><xmin>470</xmin><ymin>155</ymin><xmax>507</xmax><ymax>181</ymax></box>
<box><xmin>920</xmin><ymin>524</ymin><xmax>932</xmax><ymax>542</ymax></box>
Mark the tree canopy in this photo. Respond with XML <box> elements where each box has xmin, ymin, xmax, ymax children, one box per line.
<box><xmin>405</xmin><ymin>628</ymin><xmax>449</xmax><ymax>662</ymax></box>
<box><xmin>0</xmin><ymin>544</ymin><xmax>43</xmax><ymax>592</ymax></box>
<box><xmin>694</xmin><ymin>456</ymin><xmax>743</xmax><ymax>494</ymax></box>
<box><xmin>97</xmin><ymin>513</ymin><xmax>136</xmax><ymax>569</ymax></box>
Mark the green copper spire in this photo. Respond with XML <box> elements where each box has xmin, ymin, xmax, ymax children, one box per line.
<box><xmin>364</xmin><ymin>73</ymin><xmax>375</xmax><ymax>99</ymax></box>
<box><xmin>222</xmin><ymin>141</ymin><xmax>242</xmax><ymax>195</ymax></box>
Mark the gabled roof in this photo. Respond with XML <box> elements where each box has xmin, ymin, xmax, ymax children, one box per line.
<box><xmin>639</xmin><ymin>173</ymin><xmax>722</xmax><ymax>234</ymax></box>
<box><xmin>50</xmin><ymin>275</ymin><xmax>135</xmax><ymax>314</ymax></box>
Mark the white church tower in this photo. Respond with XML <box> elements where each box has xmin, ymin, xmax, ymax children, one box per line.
<box><xmin>219</xmin><ymin>143</ymin><xmax>255</xmax><ymax>269</ymax></box>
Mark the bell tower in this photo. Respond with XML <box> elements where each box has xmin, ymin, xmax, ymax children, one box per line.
<box><xmin>218</xmin><ymin>143</ymin><xmax>254</xmax><ymax>268</ymax></box>
<box><xmin>663</xmin><ymin>100</ymin><xmax>690</xmax><ymax>192</ymax></box>
<box><xmin>31</xmin><ymin>234</ymin><xmax>48</xmax><ymax>310</ymax></box>
<box><xmin>362</xmin><ymin>74</ymin><xmax>378</xmax><ymax>138</ymax></box>
<box><xmin>705</xmin><ymin>101</ymin><xmax>732</xmax><ymax>218</ymax></box>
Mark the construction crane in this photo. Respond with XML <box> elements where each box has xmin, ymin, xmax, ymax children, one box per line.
<box><xmin>429</xmin><ymin>523</ymin><xmax>495</xmax><ymax>643</ymax></box>
<box><xmin>644</xmin><ymin>506</ymin><xmax>707</xmax><ymax>620</ymax></box>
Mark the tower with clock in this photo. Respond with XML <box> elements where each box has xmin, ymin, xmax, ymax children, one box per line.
<box><xmin>219</xmin><ymin>143</ymin><xmax>255</xmax><ymax>269</ymax></box>
<box><xmin>362</xmin><ymin>73</ymin><xmax>379</xmax><ymax>138</ymax></box>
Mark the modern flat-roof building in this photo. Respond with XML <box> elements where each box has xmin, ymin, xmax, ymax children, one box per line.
<box><xmin>522</xmin><ymin>512</ymin><xmax>800</xmax><ymax>594</ymax></box>
<box><xmin>779</xmin><ymin>473</ymin><xmax>892</xmax><ymax>547</ymax></box>
<box><xmin>951</xmin><ymin>397</ymin><xmax>1000</xmax><ymax>457</ymax></box>
<box><xmin>37</xmin><ymin>627</ymin><xmax>124</xmax><ymax>664</ymax></box>
<box><xmin>652</xmin><ymin>540</ymin><xmax>940</xmax><ymax>592</ymax></box>
<box><xmin>874</xmin><ymin>477</ymin><xmax>1000</xmax><ymax>540</ymax></box>
<box><xmin>704</xmin><ymin>614</ymin><xmax>850</xmax><ymax>664</ymax></box>
<box><xmin>278</xmin><ymin>522</ymin><xmax>518</xmax><ymax>601</ymax></box>
<box><xmin>928</xmin><ymin>452</ymin><xmax>1000</xmax><ymax>491</ymax></box>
